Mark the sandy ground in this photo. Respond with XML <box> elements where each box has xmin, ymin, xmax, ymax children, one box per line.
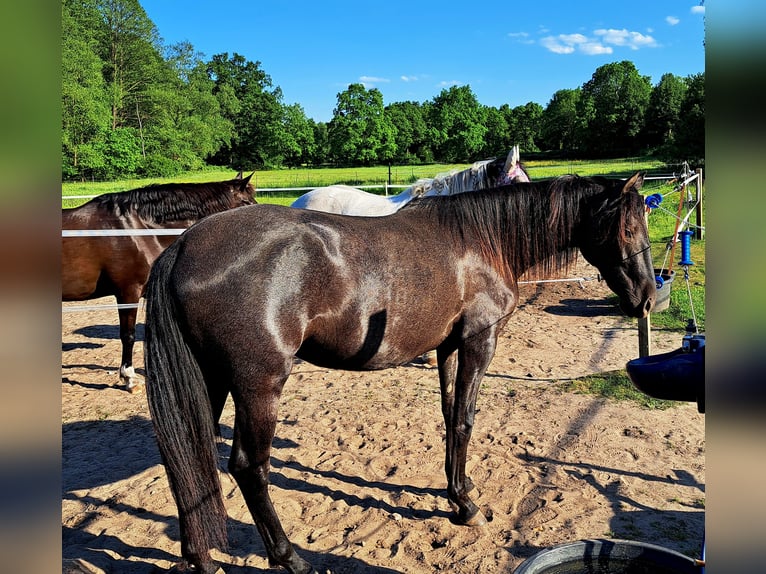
<box><xmin>62</xmin><ymin>260</ymin><xmax>705</xmax><ymax>573</ymax></box>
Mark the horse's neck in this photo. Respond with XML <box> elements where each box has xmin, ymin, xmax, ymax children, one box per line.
<box><xmin>388</xmin><ymin>189</ymin><xmax>417</xmax><ymax>208</ymax></box>
<box><xmin>442</xmin><ymin>161</ymin><xmax>490</xmax><ymax>195</ymax></box>
<box><xmin>463</xmin><ymin>188</ymin><xmax>580</xmax><ymax>282</ymax></box>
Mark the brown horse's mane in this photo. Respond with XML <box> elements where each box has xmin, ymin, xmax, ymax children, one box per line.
<box><xmin>410</xmin><ymin>174</ymin><xmax>639</xmax><ymax>282</ymax></box>
<box><xmin>92</xmin><ymin>178</ymin><xmax>255</xmax><ymax>224</ymax></box>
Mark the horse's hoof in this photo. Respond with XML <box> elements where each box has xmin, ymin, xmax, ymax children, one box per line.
<box><xmin>126</xmin><ymin>381</ymin><xmax>144</xmax><ymax>394</ymax></box>
<box><xmin>465</xmin><ymin>509</ymin><xmax>488</xmax><ymax>527</ymax></box>
<box><xmin>169</xmin><ymin>561</ymin><xmax>225</xmax><ymax>573</ymax></box>
<box><xmin>449</xmin><ymin>506</ymin><xmax>488</xmax><ymax>527</ymax></box>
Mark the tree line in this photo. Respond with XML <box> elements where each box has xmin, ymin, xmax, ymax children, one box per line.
<box><xmin>62</xmin><ymin>0</ymin><xmax>704</xmax><ymax>181</ymax></box>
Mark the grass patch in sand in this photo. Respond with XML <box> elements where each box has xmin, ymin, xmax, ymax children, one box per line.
<box><xmin>557</xmin><ymin>370</ymin><xmax>676</xmax><ymax>409</ymax></box>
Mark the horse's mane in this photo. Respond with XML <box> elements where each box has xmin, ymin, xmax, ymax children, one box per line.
<box><xmin>411</xmin><ymin>175</ymin><xmax>636</xmax><ymax>282</ymax></box>
<box><xmin>409</xmin><ymin>159</ymin><xmax>495</xmax><ymax>197</ymax></box>
<box><xmin>93</xmin><ymin>178</ymin><xmax>255</xmax><ymax>224</ymax></box>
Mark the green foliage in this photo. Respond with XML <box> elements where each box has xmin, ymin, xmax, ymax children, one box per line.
<box><xmin>671</xmin><ymin>74</ymin><xmax>705</xmax><ymax>165</ymax></box>
<box><xmin>61</xmin><ymin>4</ymin><xmax>704</xmax><ymax>179</ymax></box>
<box><xmin>643</xmin><ymin>73</ymin><xmax>688</xmax><ymax>150</ymax></box>
<box><xmin>578</xmin><ymin>61</ymin><xmax>653</xmax><ymax>156</ymax></box>
<box><xmin>541</xmin><ymin>89</ymin><xmax>582</xmax><ymax>151</ymax></box>
<box><xmin>328</xmin><ymin>84</ymin><xmax>396</xmax><ymax>166</ymax></box>
<box><xmin>428</xmin><ymin>86</ymin><xmax>487</xmax><ymax>162</ymax></box>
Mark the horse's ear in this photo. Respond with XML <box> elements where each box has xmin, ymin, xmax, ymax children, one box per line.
<box><xmin>239</xmin><ymin>171</ymin><xmax>255</xmax><ymax>190</ymax></box>
<box><xmin>623</xmin><ymin>172</ymin><xmax>644</xmax><ymax>193</ymax></box>
<box><xmin>235</xmin><ymin>171</ymin><xmax>244</xmax><ymax>179</ymax></box>
<box><xmin>503</xmin><ymin>145</ymin><xmax>520</xmax><ymax>173</ymax></box>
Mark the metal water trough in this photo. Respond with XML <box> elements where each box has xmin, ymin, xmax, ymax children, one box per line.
<box><xmin>513</xmin><ymin>539</ymin><xmax>702</xmax><ymax>574</ymax></box>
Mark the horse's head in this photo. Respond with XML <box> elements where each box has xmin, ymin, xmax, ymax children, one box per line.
<box><xmin>231</xmin><ymin>172</ymin><xmax>258</xmax><ymax>207</ymax></box>
<box><xmin>575</xmin><ymin>173</ymin><xmax>655</xmax><ymax>318</ymax></box>
<box><xmin>489</xmin><ymin>146</ymin><xmax>531</xmax><ymax>186</ymax></box>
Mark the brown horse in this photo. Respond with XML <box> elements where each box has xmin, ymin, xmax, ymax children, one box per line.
<box><xmin>62</xmin><ymin>173</ymin><xmax>256</xmax><ymax>392</ymax></box>
<box><xmin>144</xmin><ymin>173</ymin><xmax>654</xmax><ymax>573</ymax></box>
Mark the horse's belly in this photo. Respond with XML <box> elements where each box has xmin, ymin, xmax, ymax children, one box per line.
<box><xmin>296</xmin><ymin>326</ymin><xmax>436</xmax><ymax>371</ymax></box>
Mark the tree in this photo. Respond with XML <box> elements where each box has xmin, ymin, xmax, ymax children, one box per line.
<box><xmin>140</xmin><ymin>42</ymin><xmax>234</xmax><ymax>176</ymax></box>
<box><xmin>672</xmin><ymin>73</ymin><xmax>705</xmax><ymax>163</ymax></box>
<box><xmin>428</xmin><ymin>85</ymin><xmax>487</xmax><ymax>162</ymax></box>
<box><xmin>540</xmin><ymin>89</ymin><xmax>582</xmax><ymax>152</ymax></box>
<box><xmin>206</xmin><ymin>53</ymin><xmax>286</xmax><ymax>169</ymax></box>
<box><xmin>578</xmin><ymin>61</ymin><xmax>652</xmax><ymax>156</ymax></box>
<box><xmin>310</xmin><ymin>122</ymin><xmax>330</xmax><ymax>166</ymax></box>
<box><xmin>62</xmin><ymin>1</ymin><xmax>111</xmax><ymax>179</ymax></box>
<box><xmin>511</xmin><ymin>102</ymin><xmax>544</xmax><ymax>152</ymax></box>
<box><xmin>643</xmin><ymin>73</ymin><xmax>688</xmax><ymax>151</ymax></box>
<box><xmin>328</xmin><ymin>84</ymin><xmax>396</xmax><ymax>165</ymax></box>
<box><xmin>480</xmin><ymin>106</ymin><xmax>511</xmax><ymax>158</ymax></box>
<box><xmin>386</xmin><ymin>101</ymin><xmax>431</xmax><ymax>163</ymax></box>
<box><xmin>281</xmin><ymin>104</ymin><xmax>316</xmax><ymax>168</ymax></box>
<box><xmin>97</xmin><ymin>0</ymin><xmax>164</xmax><ymax>137</ymax></box>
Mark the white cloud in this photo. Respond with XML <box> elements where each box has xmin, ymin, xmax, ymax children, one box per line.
<box><xmin>594</xmin><ymin>28</ymin><xmax>658</xmax><ymax>49</ymax></box>
<box><xmin>580</xmin><ymin>42</ymin><xmax>613</xmax><ymax>55</ymax></box>
<box><xmin>400</xmin><ymin>75</ymin><xmax>418</xmax><ymax>82</ymax></box>
<box><xmin>691</xmin><ymin>5</ymin><xmax>705</xmax><ymax>15</ymax></box>
<box><xmin>541</xmin><ymin>34</ymin><xmax>585</xmax><ymax>54</ymax></box>
<box><xmin>540</xmin><ymin>27</ymin><xmax>658</xmax><ymax>55</ymax></box>
<box><xmin>359</xmin><ymin>76</ymin><xmax>390</xmax><ymax>84</ymax></box>
<box><xmin>666</xmin><ymin>16</ymin><xmax>680</xmax><ymax>25</ymax></box>
<box><xmin>508</xmin><ymin>31</ymin><xmax>535</xmax><ymax>45</ymax></box>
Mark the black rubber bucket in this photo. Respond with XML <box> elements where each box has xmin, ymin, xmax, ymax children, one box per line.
<box><xmin>625</xmin><ymin>334</ymin><xmax>705</xmax><ymax>412</ymax></box>
<box><xmin>513</xmin><ymin>539</ymin><xmax>701</xmax><ymax>574</ymax></box>
<box><xmin>653</xmin><ymin>268</ymin><xmax>675</xmax><ymax>313</ymax></box>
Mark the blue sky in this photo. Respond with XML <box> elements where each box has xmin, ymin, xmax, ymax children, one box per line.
<box><xmin>140</xmin><ymin>1</ymin><xmax>705</xmax><ymax>123</ymax></box>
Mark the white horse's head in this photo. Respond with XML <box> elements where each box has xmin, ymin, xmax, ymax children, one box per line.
<box><xmin>500</xmin><ymin>145</ymin><xmax>530</xmax><ymax>184</ymax></box>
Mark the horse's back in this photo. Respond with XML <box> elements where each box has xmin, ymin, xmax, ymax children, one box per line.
<box><xmin>61</xmin><ymin>200</ymin><xmax>167</xmax><ymax>300</ymax></box>
<box><xmin>165</xmin><ymin>204</ymin><xmax>474</xmax><ymax>369</ymax></box>
<box><xmin>291</xmin><ymin>185</ymin><xmax>397</xmax><ymax>216</ymax></box>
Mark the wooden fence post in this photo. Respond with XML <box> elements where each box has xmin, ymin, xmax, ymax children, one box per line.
<box><xmin>638</xmin><ymin>316</ymin><xmax>651</xmax><ymax>357</ymax></box>
<box><xmin>638</xmin><ymin>207</ymin><xmax>652</xmax><ymax>357</ymax></box>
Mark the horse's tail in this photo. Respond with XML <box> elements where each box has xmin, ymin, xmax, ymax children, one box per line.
<box><xmin>144</xmin><ymin>241</ymin><xmax>228</xmax><ymax>553</ymax></box>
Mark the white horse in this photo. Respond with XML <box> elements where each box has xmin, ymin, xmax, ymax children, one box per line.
<box><xmin>291</xmin><ymin>146</ymin><xmax>529</xmax><ymax>215</ymax></box>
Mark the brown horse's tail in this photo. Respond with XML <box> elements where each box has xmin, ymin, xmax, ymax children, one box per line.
<box><xmin>144</xmin><ymin>241</ymin><xmax>228</xmax><ymax>555</ymax></box>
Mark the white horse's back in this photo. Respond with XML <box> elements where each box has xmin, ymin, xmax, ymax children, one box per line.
<box><xmin>290</xmin><ymin>147</ymin><xmax>529</xmax><ymax>217</ymax></box>
<box><xmin>290</xmin><ymin>184</ymin><xmax>411</xmax><ymax>216</ymax></box>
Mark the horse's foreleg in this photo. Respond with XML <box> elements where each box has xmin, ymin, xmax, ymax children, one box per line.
<box><xmin>228</xmin><ymin>375</ymin><xmax>315</xmax><ymax>574</ymax></box>
<box><xmin>117</xmin><ymin>302</ymin><xmax>143</xmax><ymax>393</ymax></box>
<box><xmin>442</xmin><ymin>332</ymin><xmax>499</xmax><ymax>526</ymax></box>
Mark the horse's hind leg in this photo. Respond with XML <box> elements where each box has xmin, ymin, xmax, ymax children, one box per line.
<box><xmin>228</xmin><ymin>369</ymin><xmax>314</xmax><ymax>574</ymax></box>
<box><xmin>117</xmin><ymin>300</ymin><xmax>143</xmax><ymax>393</ymax></box>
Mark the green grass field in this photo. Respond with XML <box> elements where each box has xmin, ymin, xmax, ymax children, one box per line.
<box><xmin>61</xmin><ymin>157</ymin><xmax>671</xmax><ymax>206</ymax></box>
